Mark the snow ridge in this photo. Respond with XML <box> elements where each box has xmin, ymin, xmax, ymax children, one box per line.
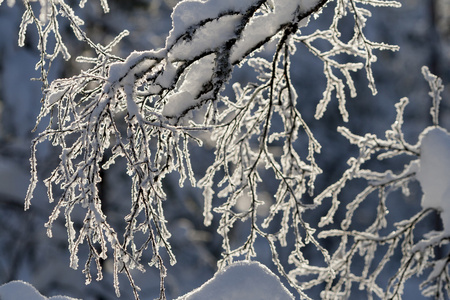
<box><xmin>178</xmin><ymin>261</ymin><xmax>294</xmax><ymax>300</ymax></box>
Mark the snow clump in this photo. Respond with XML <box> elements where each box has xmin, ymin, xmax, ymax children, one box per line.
<box><xmin>416</xmin><ymin>126</ymin><xmax>450</xmax><ymax>232</ymax></box>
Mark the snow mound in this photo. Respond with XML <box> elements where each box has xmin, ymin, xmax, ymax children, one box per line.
<box><xmin>178</xmin><ymin>261</ymin><xmax>294</xmax><ymax>300</ymax></box>
<box><xmin>417</xmin><ymin>126</ymin><xmax>450</xmax><ymax>232</ymax></box>
<box><xmin>0</xmin><ymin>281</ymin><xmax>79</xmax><ymax>300</ymax></box>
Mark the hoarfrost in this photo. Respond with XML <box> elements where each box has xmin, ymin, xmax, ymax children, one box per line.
<box><xmin>6</xmin><ymin>0</ymin><xmax>436</xmax><ymax>299</ymax></box>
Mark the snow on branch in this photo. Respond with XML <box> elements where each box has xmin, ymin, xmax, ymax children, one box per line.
<box><xmin>312</xmin><ymin>68</ymin><xmax>450</xmax><ymax>299</ymax></box>
<box><xmin>13</xmin><ymin>0</ymin><xmax>407</xmax><ymax>299</ymax></box>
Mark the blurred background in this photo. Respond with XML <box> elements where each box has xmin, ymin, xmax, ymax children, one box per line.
<box><xmin>0</xmin><ymin>0</ymin><xmax>449</xmax><ymax>299</ymax></box>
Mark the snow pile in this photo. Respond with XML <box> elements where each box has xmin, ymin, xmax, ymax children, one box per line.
<box><xmin>177</xmin><ymin>261</ymin><xmax>294</xmax><ymax>300</ymax></box>
<box><xmin>0</xmin><ymin>281</ymin><xmax>79</xmax><ymax>300</ymax></box>
<box><xmin>416</xmin><ymin>126</ymin><xmax>450</xmax><ymax>232</ymax></box>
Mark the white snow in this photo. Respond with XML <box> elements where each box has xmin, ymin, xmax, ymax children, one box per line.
<box><xmin>156</xmin><ymin>61</ymin><xmax>177</xmax><ymax>88</ymax></box>
<box><xmin>177</xmin><ymin>261</ymin><xmax>294</xmax><ymax>300</ymax></box>
<box><xmin>230</xmin><ymin>0</ymin><xmax>320</xmax><ymax>63</ymax></box>
<box><xmin>162</xmin><ymin>91</ymin><xmax>196</xmax><ymax>117</ymax></box>
<box><xmin>162</xmin><ymin>55</ymin><xmax>215</xmax><ymax>117</ymax></box>
<box><xmin>169</xmin><ymin>14</ymin><xmax>242</xmax><ymax>61</ymax></box>
<box><xmin>106</xmin><ymin>0</ymin><xmax>325</xmax><ymax>120</ymax></box>
<box><xmin>416</xmin><ymin>126</ymin><xmax>450</xmax><ymax>232</ymax></box>
<box><xmin>105</xmin><ymin>51</ymin><xmax>160</xmax><ymax>91</ymax></box>
<box><xmin>0</xmin><ymin>281</ymin><xmax>79</xmax><ymax>300</ymax></box>
<box><xmin>168</xmin><ymin>0</ymin><xmax>322</xmax><ymax>63</ymax></box>
<box><xmin>167</xmin><ymin>0</ymin><xmax>257</xmax><ymax>47</ymax></box>
<box><xmin>300</xmin><ymin>0</ymin><xmax>323</xmax><ymax>12</ymax></box>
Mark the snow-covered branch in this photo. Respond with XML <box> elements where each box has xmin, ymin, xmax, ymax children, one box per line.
<box><xmin>312</xmin><ymin>67</ymin><xmax>450</xmax><ymax>299</ymax></box>
<box><xmin>23</xmin><ymin>1</ymin><xmax>338</xmax><ymax>298</ymax></box>
<box><xmin>6</xmin><ymin>0</ymin><xmax>438</xmax><ymax>299</ymax></box>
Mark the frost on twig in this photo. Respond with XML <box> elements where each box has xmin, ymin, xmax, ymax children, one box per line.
<box><xmin>9</xmin><ymin>0</ymin><xmax>112</xmax><ymax>88</ymax></box>
<box><xmin>11</xmin><ymin>0</ymin><xmax>407</xmax><ymax>299</ymax></box>
<box><xmin>296</xmin><ymin>0</ymin><xmax>400</xmax><ymax>121</ymax></box>
<box><xmin>422</xmin><ymin>66</ymin><xmax>444</xmax><ymax>126</ymax></box>
<box><xmin>312</xmin><ymin>67</ymin><xmax>450</xmax><ymax>299</ymax></box>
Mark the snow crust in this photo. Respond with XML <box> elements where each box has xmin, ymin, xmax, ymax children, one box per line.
<box><xmin>0</xmin><ymin>281</ymin><xmax>79</xmax><ymax>300</ymax></box>
<box><xmin>416</xmin><ymin>126</ymin><xmax>450</xmax><ymax>232</ymax></box>
<box><xmin>177</xmin><ymin>261</ymin><xmax>294</xmax><ymax>300</ymax></box>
